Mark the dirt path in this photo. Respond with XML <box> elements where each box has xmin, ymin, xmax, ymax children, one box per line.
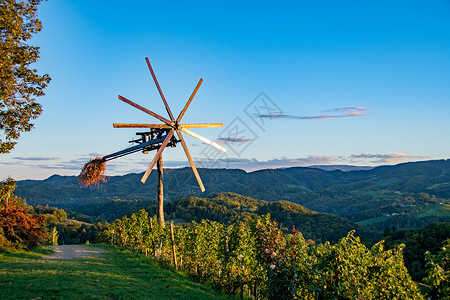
<box><xmin>43</xmin><ymin>245</ymin><xmax>104</xmax><ymax>260</ymax></box>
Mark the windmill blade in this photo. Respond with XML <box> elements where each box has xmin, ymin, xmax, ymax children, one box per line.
<box><xmin>180</xmin><ymin>128</ymin><xmax>227</xmax><ymax>152</ymax></box>
<box><xmin>141</xmin><ymin>129</ymin><xmax>175</xmax><ymax>183</ymax></box>
<box><xmin>177</xmin><ymin>78</ymin><xmax>203</xmax><ymax>123</ymax></box>
<box><xmin>176</xmin><ymin>130</ymin><xmax>205</xmax><ymax>192</ymax></box>
<box><xmin>113</xmin><ymin>123</ymin><xmax>172</xmax><ymax>129</ymax></box>
<box><xmin>113</xmin><ymin>123</ymin><xmax>221</xmax><ymax>128</ymax></box>
<box><xmin>145</xmin><ymin>57</ymin><xmax>175</xmax><ymax>122</ymax></box>
<box><xmin>118</xmin><ymin>95</ymin><xmax>173</xmax><ymax>125</ymax></box>
<box><xmin>179</xmin><ymin>123</ymin><xmax>223</xmax><ymax>128</ymax></box>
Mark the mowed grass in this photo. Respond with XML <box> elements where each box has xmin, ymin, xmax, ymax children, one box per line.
<box><xmin>0</xmin><ymin>245</ymin><xmax>232</xmax><ymax>300</ymax></box>
<box><xmin>356</xmin><ymin>215</ymin><xmax>388</xmax><ymax>226</ymax></box>
<box><xmin>417</xmin><ymin>203</ymin><xmax>450</xmax><ymax>218</ymax></box>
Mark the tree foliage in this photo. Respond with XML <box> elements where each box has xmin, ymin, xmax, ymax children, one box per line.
<box><xmin>425</xmin><ymin>239</ymin><xmax>450</xmax><ymax>299</ymax></box>
<box><xmin>0</xmin><ymin>0</ymin><xmax>50</xmax><ymax>153</ymax></box>
<box><xmin>0</xmin><ymin>178</ymin><xmax>48</xmax><ymax>250</ymax></box>
<box><xmin>383</xmin><ymin>223</ymin><xmax>450</xmax><ymax>281</ymax></box>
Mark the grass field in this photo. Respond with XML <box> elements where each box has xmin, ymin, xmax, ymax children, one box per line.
<box><xmin>0</xmin><ymin>245</ymin><xmax>233</xmax><ymax>300</ymax></box>
<box><xmin>356</xmin><ymin>215</ymin><xmax>389</xmax><ymax>226</ymax></box>
<box><xmin>417</xmin><ymin>203</ymin><xmax>450</xmax><ymax>218</ymax></box>
<box><xmin>357</xmin><ymin>203</ymin><xmax>450</xmax><ymax>226</ymax></box>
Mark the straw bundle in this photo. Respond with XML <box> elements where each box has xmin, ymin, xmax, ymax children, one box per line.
<box><xmin>79</xmin><ymin>158</ymin><xmax>107</xmax><ymax>187</ymax></box>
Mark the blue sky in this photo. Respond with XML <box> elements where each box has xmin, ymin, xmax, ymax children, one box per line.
<box><xmin>1</xmin><ymin>0</ymin><xmax>450</xmax><ymax>180</ymax></box>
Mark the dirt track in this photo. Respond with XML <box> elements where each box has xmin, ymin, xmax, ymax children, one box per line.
<box><xmin>43</xmin><ymin>245</ymin><xmax>104</xmax><ymax>260</ymax></box>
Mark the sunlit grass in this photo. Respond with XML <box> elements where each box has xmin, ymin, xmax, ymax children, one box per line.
<box><xmin>356</xmin><ymin>215</ymin><xmax>388</xmax><ymax>226</ymax></box>
<box><xmin>418</xmin><ymin>204</ymin><xmax>450</xmax><ymax>218</ymax></box>
<box><xmin>0</xmin><ymin>245</ymin><xmax>233</xmax><ymax>300</ymax></box>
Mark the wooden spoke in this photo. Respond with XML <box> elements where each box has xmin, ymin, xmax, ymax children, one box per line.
<box><xmin>141</xmin><ymin>129</ymin><xmax>175</xmax><ymax>183</ymax></box>
<box><xmin>180</xmin><ymin>128</ymin><xmax>227</xmax><ymax>152</ymax></box>
<box><xmin>118</xmin><ymin>95</ymin><xmax>173</xmax><ymax>125</ymax></box>
<box><xmin>113</xmin><ymin>123</ymin><xmax>172</xmax><ymax>129</ymax></box>
<box><xmin>113</xmin><ymin>123</ymin><xmax>221</xmax><ymax>129</ymax></box>
<box><xmin>176</xmin><ymin>130</ymin><xmax>205</xmax><ymax>192</ymax></box>
<box><xmin>177</xmin><ymin>78</ymin><xmax>203</xmax><ymax>124</ymax></box>
<box><xmin>179</xmin><ymin>123</ymin><xmax>223</xmax><ymax>128</ymax></box>
<box><xmin>145</xmin><ymin>57</ymin><xmax>175</xmax><ymax>122</ymax></box>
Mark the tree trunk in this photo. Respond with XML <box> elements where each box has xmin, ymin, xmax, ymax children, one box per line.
<box><xmin>157</xmin><ymin>155</ymin><xmax>165</xmax><ymax>227</ymax></box>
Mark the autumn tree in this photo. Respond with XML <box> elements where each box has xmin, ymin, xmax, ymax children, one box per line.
<box><xmin>0</xmin><ymin>0</ymin><xmax>51</xmax><ymax>153</ymax></box>
<box><xmin>0</xmin><ymin>177</ymin><xmax>48</xmax><ymax>250</ymax></box>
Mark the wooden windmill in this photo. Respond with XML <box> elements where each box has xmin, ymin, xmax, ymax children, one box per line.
<box><xmin>81</xmin><ymin>58</ymin><xmax>226</xmax><ymax>225</ymax></box>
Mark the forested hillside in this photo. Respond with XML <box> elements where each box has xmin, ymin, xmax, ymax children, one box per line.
<box><xmin>163</xmin><ymin>193</ymin><xmax>375</xmax><ymax>244</ymax></box>
<box><xmin>16</xmin><ymin>160</ymin><xmax>450</xmax><ymax>230</ymax></box>
<box><xmin>77</xmin><ymin>192</ymin><xmax>374</xmax><ymax>244</ymax></box>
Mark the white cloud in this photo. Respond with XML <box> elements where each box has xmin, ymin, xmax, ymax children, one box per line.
<box><xmin>350</xmin><ymin>152</ymin><xmax>429</xmax><ymax>164</ymax></box>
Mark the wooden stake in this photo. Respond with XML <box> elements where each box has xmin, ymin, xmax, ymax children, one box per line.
<box><xmin>170</xmin><ymin>223</ymin><xmax>178</xmax><ymax>270</ymax></box>
<box><xmin>149</xmin><ymin>220</ymin><xmax>156</xmax><ymax>256</ymax></box>
<box><xmin>52</xmin><ymin>227</ymin><xmax>57</xmax><ymax>245</ymax></box>
<box><xmin>157</xmin><ymin>156</ymin><xmax>165</xmax><ymax>227</ymax></box>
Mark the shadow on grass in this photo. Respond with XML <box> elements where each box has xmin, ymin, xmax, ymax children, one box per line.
<box><xmin>1</xmin><ymin>244</ymin><xmax>233</xmax><ymax>300</ymax></box>
<box><xmin>0</xmin><ymin>246</ymin><xmax>54</xmax><ymax>260</ymax></box>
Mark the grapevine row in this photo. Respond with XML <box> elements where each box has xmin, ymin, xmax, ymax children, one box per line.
<box><xmin>102</xmin><ymin>209</ymin><xmax>425</xmax><ymax>299</ymax></box>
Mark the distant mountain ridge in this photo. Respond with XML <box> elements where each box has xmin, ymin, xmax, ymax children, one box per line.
<box><xmin>308</xmin><ymin>165</ymin><xmax>375</xmax><ymax>171</ymax></box>
<box><xmin>15</xmin><ymin>159</ymin><xmax>450</xmax><ymax>224</ymax></box>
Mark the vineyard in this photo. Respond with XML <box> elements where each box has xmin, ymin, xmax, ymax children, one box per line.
<box><xmin>101</xmin><ymin>209</ymin><xmax>448</xmax><ymax>299</ymax></box>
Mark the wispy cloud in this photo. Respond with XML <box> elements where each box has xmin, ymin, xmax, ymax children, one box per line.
<box><xmin>89</xmin><ymin>152</ymin><xmax>107</xmax><ymax>157</ymax></box>
<box><xmin>35</xmin><ymin>159</ymin><xmax>87</xmax><ymax>171</ymax></box>
<box><xmin>257</xmin><ymin>107</ymin><xmax>371</xmax><ymax>120</ymax></box>
<box><xmin>330</xmin><ymin>107</ymin><xmax>371</xmax><ymax>112</ymax></box>
<box><xmin>216</xmin><ymin>137</ymin><xmax>253</xmax><ymax>144</ymax></box>
<box><xmin>176</xmin><ymin>155</ymin><xmax>341</xmax><ymax>171</ymax></box>
<box><xmin>350</xmin><ymin>152</ymin><xmax>429</xmax><ymax>164</ymax></box>
<box><xmin>13</xmin><ymin>156</ymin><xmax>59</xmax><ymax>161</ymax></box>
<box><xmin>2</xmin><ymin>149</ymin><xmax>429</xmax><ymax>179</ymax></box>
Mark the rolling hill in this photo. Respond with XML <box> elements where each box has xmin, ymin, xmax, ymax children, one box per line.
<box><xmin>15</xmin><ymin>159</ymin><xmax>450</xmax><ymax>229</ymax></box>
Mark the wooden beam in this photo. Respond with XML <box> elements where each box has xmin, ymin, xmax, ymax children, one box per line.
<box><xmin>113</xmin><ymin>123</ymin><xmax>172</xmax><ymax>128</ymax></box>
<box><xmin>118</xmin><ymin>95</ymin><xmax>173</xmax><ymax>126</ymax></box>
<box><xmin>180</xmin><ymin>128</ymin><xmax>227</xmax><ymax>152</ymax></box>
<box><xmin>145</xmin><ymin>57</ymin><xmax>175</xmax><ymax>122</ymax></box>
<box><xmin>113</xmin><ymin>123</ymin><xmax>222</xmax><ymax>128</ymax></box>
<box><xmin>177</xmin><ymin>78</ymin><xmax>203</xmax><ymax>123</ymax></box>
<box><xmin>179</xmin><ymin>123</ymin><xmax>223</xmax><ymax>128</ymax></box>
<box><xmin>176</xmin><ymin>130</ymin><xmax>205</xmax><ymax>192</ymax></box>
<box><xmin>157</xmin><ymin>155</ymin><xmax>165</xmax><ymax>226</ymax></box>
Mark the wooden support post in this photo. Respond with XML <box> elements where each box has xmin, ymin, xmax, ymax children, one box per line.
<box><xmin>149</xmin><ymin>219</ymin><xmax>156</xmax><ymax>256</ymax></box>
<box><xmin>51</xmin><ymin>227</ymin><xmax>57</xmax><ymax>245</ymax></box>
<box><xmin>157</xmin><ymin>155</ymin><xmax>165</xmax><ymax>227</ymax></box>
<box><xmin>170</xmin><ymin>223</ymin><xmax>178</xmax><ymax>270</ymax></box>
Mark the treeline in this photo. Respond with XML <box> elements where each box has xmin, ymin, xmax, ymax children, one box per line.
<box><xmin>368</xmin><ymin>214</ymin><xmax>450</xmax><ymax>231</ymax></box>
<box><xmin>76</xmin><ymin>198</ymin><xmax>155</xmax><ymax>222</ymax></box>
<box><xmin>103</xmin><ymin>209</ymin><xmax>450</xmax><ymax>299</ymax></box>
<box><xmin>33</xmin><ymin>204</ymin><xmax>108</xmax><ymax>245</ymax></box>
